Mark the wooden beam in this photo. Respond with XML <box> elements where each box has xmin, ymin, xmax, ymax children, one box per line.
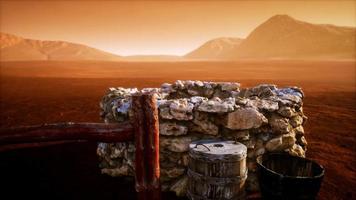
<box><xmin>0</xmin><ymin>122</ymin><xmax>134</xmax><ymax>146</ymax></box>
<box><xmin>142</xmin><ymin>93</ymin><xmax>161</xmax><ymax>200</ymax></box>
<box><xmin>0</xmin><ymin>140</ymin><xmax>87</xmax><ymax>152</ymax></box>
<box><xmin>131</xmin><ymin>94</ymin><xmax>148</xmax><ymax>199</ymax></box>
<box><xmin>131</xmin><ymin>92</ymin><xmax>161</xmax><ymax>200</ymax></box>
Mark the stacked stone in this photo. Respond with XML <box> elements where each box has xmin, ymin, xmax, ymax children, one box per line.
<box><xmin>97</xmin><ymin>80</ymin><xmax>307</xmax><ymax>196</ymax></box>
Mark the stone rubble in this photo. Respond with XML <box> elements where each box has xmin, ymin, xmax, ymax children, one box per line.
<box><xmin>98</xmin><ymin>80</ymin><xmax>307</xmax><ymax>196</ymax></box>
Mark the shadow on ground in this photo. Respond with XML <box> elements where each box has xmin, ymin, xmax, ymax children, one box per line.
<box><xmin>0</xmin><ymin>142</ymin><xmax>187</xmax><ymax>200</ymax></box>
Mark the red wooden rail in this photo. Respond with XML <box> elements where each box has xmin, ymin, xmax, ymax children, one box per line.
<box><xmin>0</xmin><ymin>93</ymin><xmax>161</xmax><ymax>200</ymax></box>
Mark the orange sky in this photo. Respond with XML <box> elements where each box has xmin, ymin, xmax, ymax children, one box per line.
<box><xmin>1</xmin><ymin>0</ymin><xmax>355</xmax><ymax>56</ymax></box>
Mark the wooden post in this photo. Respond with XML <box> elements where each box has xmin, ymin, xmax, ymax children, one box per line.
<box><xmin>131</xmin><ymin>94</ymin><xmax>148</xmax><ymax>200</ymax></box>
<box><xmin>131</xmin><ymin>92</ymin><xmax>161</xmax><ymax>200</ymax></box>
<box><xmin>142</xmin><ymin>93</ymin><xmax>161</xmax><ymax>200</ymax></box>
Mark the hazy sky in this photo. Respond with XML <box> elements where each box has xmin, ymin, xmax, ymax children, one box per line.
<box><xmin>1</xmin><ymin>0</ymin><xmax>355</xmax><ymax>56</ymax></box>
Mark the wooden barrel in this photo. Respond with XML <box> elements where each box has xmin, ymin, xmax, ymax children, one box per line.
<box><xmin>187</xmin><ymin>140</ymin><xmax>247</xmax><ymax>200</ymax></box>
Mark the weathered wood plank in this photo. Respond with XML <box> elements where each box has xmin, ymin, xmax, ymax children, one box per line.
<box><xmin>131</xmin><ymin>94</ymin><xmax>148</xmax><ymax>199</ymax></box>
<box><xmin>142</xmin><ymin>93</ymin><xmax>161</xmax><ymax>200</ymax></box>
<box><xmin>0</xmin><ymin>140</ymin><xmax>87</xmax><ymax>152</ymax></box>
<box><xmin>0</xmin><ymin>122</ymin><xmax>133</xmax><ymax>145</ymax></box>
<box><xmin>132</xmin><ymin>92</ymin><xmax>161</xmax><ymax>200</ymax></box>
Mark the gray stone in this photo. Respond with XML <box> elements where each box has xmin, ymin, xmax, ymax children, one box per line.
<box><xmin>174</xmin><ymin>80</ymin><xmax>185</xmax><ymax>90</ymax></box>
<box><xmin>161</xmin><ymin>83</ymin><xmax>175</xmax><ymax>93</ymax></box>
<box><xmin>225</xmin><ymin>108</ymin><xmax>267</xmax><ymax>130</ymax></box>
<box><xmin>265</xmin><ymin>134</ymin><xmax>296</xmax><ymax>152</ymax></box>
<box><xmin>160</xmin><ymin>136</ymin><xmax>196</xmax><ymax>152</ymax></box>
<box><xmin>190</xmin><ymin>96</ymin><xmax>208</xmax><ymax>105</ymax></box>
<box><xmin>247</xmin><ymin>149</ymin><xmax>255</xmax><ymax>158</ymax></box>
<box><xmin>290</xmin><ymin>115</ymin><xmax>304</xmax><ymax>127</ymax></box>
<box><xmin>269</xmin><ymin>114</ymin><xmax>292</xmax><ymax>134</ymax></box>
<box><xmin>246</xmin><ymin>172</ymin><xmax>259</xmax><ymax>192</ymax></box>
<box><xmin>159</xmin><ymin>102</ymin><xmax>174</xmax><ymax>120</ymax></box>
<box><xmin>178</xmin><ymin>154</ymin><xmax>189</xmax><ymax>166</ymax></box>
<box><xmin>97</xmin><ymin>143</ymin><xmax>130</xmax><ymax>159</ymax></box>
<box><xmin>170</xmin><ymin>176</ymin><xmax>188</xmax><ymax>197</ymax></box>
<box><xmin>170</xmin><ymin>99</ymin><xmax>194</xmax><ymax>120</ymax></box>
<box><xmin>247</xmin><ymin>98</ymin><xmax>279</xmax><ymax>112</ymax></box>
<box><xmin>212</xmin><ymin>90</ymin><xmax>234</xmax><ymax>99</ymax></box>
<box><xmin>159</xmin><ymin>99</ymin><xmax>194</xmax><ymax>120</ymax></box>
<box><xmin>223</xmin><ymin>129</ymin><xmax>250</xmax><ymax>141</ymax></box>
<box><xmin>197</xmin><ymin>97</ymin><xmax>235</xmax><ymax>113</ymax></box>
<box><xmin>254</xmin><ymin>147</ymin><xmax>266</xmax><ymax>157</ymax></box>
<box><xmin>245</xmin><ymin>84</ymin><xmax>277</xmax><ymax>98</ymax></box>
<box><xmin>242</xmin><ymin>137</ymin><xmax>256</xmax><ymax>149</ymax></box>
<box><xmin>257</xmin><ymin>132</ymin><xmax>272</xmax><ymax>142</ymax></box>
<box><xmin>276</xmin><ymin>87</ymin><xmax>303</xmax><ymax>105</ymax></box>
<box><xmin>160</xmin><ymin>122</ymin><xmax>188</xmax><ymax>136</ymax></box>
<box><xmin>298</xmin><ymin>136</ymin><xmax>308</xmax><ymax>146</ymax></box>
<box><xmin>235</xmin><ymin>97</ymin><xmax>249</xmax><ymax>105</ymax></box>
<box><xmin>218</xmin><ymin>82</ymin><xmax>240</xmax><ymax>91</ymax></box>
<box><xmin>248</xmin><ymin>161</ymin><xmax>257</xmax><ymax>172</ymax></box>
<box><xmin>255</xmin><ymin>139</ymin><xmax>264</xmax><ymax>149</ymax></box>
<box><xmin>141</xmin><ymin>88</ymin><xmax>161</xmax><ymax>95</ymax></box>
<box><xmin>161</xmin><ymin>167</ymin><xmax>186</xmax><ymax>178</ymax></box>
<box><xmin>294</xmin><ymin>126</ymin><xmax>305</xmax><ymax>135</ymax></box>
<box><xmin>187</xmin><ymin>88</ymin><xmax>200</xmax><ymax>96</ymax></box>
<box><xmin>160</xmin><ymin>151</ymin><xmax>184</xmax><ymax>166</ymax></box>
<box><xmin>101</xmin><ymin>165</ymin><xmax>131</xmax><ymax>176</ymax></box>
<box><xmin>278</xmin><ymin>106</ymin><xmax>297</xmax><ymax>118</ymax></box>
<box><xmin>97</xmin><ymin>143</ymin><xmax>109</xmax><ymax>158</ymax></box>
<box><xmin>192</xmin><ymin>112</ymin><xmax>219</xmax><ymax>135</ymax></box>
<box><xmin>287</xmin><ymin>144</ymin><xmax>305</xmax><ymax>157</ymax></box>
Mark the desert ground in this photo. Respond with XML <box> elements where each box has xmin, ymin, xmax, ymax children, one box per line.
<box><xmin>0</xmin><ymin>60</ymin><xmax>355</xmax><ymax>200</ymax></box>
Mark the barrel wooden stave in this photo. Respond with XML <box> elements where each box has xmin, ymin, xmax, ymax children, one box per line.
<box><xmin>188</xmin><ymin>169</ymin><xmax>247</xmax><ymax>199</ymax></box>
<box><xmin>187</xmin><ymin>140</ymin><xmax>247</xmax><ymax>200</ymax></box>
<box><xmin>189</xmin><ymin>157</ymin><xmax>246</xmax><ymax>177</ymax></box>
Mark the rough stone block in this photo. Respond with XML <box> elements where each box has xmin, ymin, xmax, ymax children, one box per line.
<box><xmin>225</xmin><ymin>107</ymin><xmax>267</xmax><ymax>130</ymax></box>
<box><xmin>160</xmin><ymin>122</ymin><xmax>188</xmax><ymax>136</ymax></box>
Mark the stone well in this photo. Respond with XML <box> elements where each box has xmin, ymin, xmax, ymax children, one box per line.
<box><xmin>97</xmin><ymin>80</ymin><xmax>307</xmax><ymax>196</ymax></box>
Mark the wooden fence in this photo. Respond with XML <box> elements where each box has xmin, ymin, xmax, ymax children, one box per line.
<box><xmin>0</xmin><ymin>93</ymin><xmax>161</xmax><ymax>200</ymax></box>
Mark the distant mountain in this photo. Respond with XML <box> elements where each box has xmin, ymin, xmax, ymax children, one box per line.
<box><xmin>186</xmin><ymin>15</ymin><xmax>356</xmax><ymax>60</ymax></box>
<box><xmin>185</xmin><ymin>37</ymin><xmax>243</xmax><ymax>59</ymax></box>
<box><xmin>2</xmin><ymin>15</ymin><xmax>355</xmax><ymax>61</ymax></box>
<box><xmin>123</xmin><ymin>55</ymin><xmax>183</xmax><ymax>61</ymax></box>
<box><xmin>231</xmin><ymin>15</ymin><xmax>356</xmax><ymax>59</ymax></box>
<box><xmin>0</xmin><ymin>33</ymin><xmax>122</xmax><ymax>61</ymax></box>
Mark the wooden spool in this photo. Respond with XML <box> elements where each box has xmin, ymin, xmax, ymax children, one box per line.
<box><xmin>187</xmin><ymin>140</ymin><xmax>247</xmax><ymax>200</ymax></box>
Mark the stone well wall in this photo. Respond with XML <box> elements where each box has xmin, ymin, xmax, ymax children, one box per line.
<box><xmin>97</xmin><ymin>80</ymin><xmax>307</xmax><ymax>196</ymax></box>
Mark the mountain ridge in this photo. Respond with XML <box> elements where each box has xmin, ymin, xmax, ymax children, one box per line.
<box><xmin>1</xmin><ymin>14</ymin><xmax>355</xmax><ymax>61</ymax></box>
<box><xmin>186</xmin><ymin>14</ymin><xmax>356</xmax><ymax>60</ymax></box>
<box><xmin>0</xmin><ymin>32</ymin><xmax>122</xmax><ymax>61</ymax></box>
<box><xmin>185</xmin><ymin>37</ymin><xmax>244</xmax><ymax>60</ymax></box>
<box><xmin>229</xmin><ymin>14</ymin><xmax>356</xmax><ymax>59</ymax></box>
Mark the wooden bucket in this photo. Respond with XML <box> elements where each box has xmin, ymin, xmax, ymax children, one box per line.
<box><xmin>187</xmin><ymin>140</ymin><xmax>247</xmax><ymax>200</ymax></box>
<box><xmin>257</xmin><ymin>153</ymin><xmax>324</xmax><ymax>200</ymax></box>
